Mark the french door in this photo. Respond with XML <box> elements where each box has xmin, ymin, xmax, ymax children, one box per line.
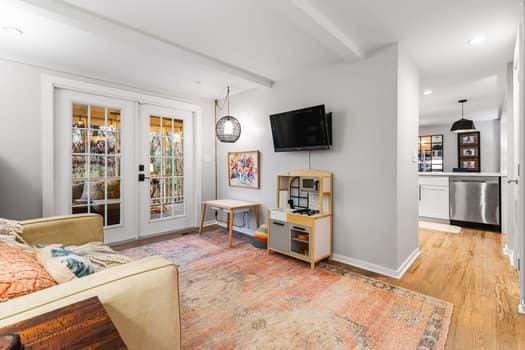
<box><xmin>138</xmin><ymin>105</ymin><xmax>194</xmax><ymax>237</ymax></box>
<box><xmin>54</xmin><ymin>89</ymin><xmax>195</xmax><ymax>242</ymax></box>
<box><xmin>55</xmin><ymin>89</ymin><xmax>137</xmax><ymax>243</ymax></box>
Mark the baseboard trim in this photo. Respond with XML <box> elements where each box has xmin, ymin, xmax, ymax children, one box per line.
<box><xmin>418</xmin><ymin>216</ymin><xmax>450</xmax><ymax>225</ymax></box>
<box><xmin>519</xmin><ymin>302</ymin><xmax>525</xmax><ymax>315</ymax></box>
<box><xmin>203</xmin><ymin>220</ymin><xmax>218</xmax><ymax>227</ymax></box>
<box><xmin>331</xmin><ymin>248</ymin><xmax>421</xmax><ymax>280</ymax></box>
<box><xmin>397</xmin><ymin>248</ymin><xmax>421</xmax><ymax>278</ymax></box>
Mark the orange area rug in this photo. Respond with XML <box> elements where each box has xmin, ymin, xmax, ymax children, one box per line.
<box><xmin>122</xmin><ymin>229</ymin><xmax>452</xmax><ymax>349</ymax></box>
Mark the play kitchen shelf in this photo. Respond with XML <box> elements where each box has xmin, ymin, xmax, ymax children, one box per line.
<box><xmin>268</xmin><ymin>169</ymin><xmax>333</xmax><ymax>269</ymax></box>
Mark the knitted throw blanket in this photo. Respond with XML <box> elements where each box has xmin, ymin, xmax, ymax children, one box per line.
<box><xmin>65</xmin><ymin>242</ymin><xmax>132</xmax><ymax>272</ymax></box>
<box><xmin>0</xmin><ymin>218</ymin><xmax>33</xmax><ymax>254</ymax></box>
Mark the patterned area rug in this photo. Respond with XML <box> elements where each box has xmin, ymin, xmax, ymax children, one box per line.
<box><xmin>122</xmin><ymin>229</ymin><xmax>452</xmax><ymax>349</ymax></box>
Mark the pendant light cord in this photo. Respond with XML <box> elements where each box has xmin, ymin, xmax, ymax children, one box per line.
<box><xmin>227</xmin><ymin>86</ymin><xmax>230</xmax><ymax>116</ymax></box>
<box><xmin>215</xmin><ymin>87</ymin><xmax>230</xmax><ymax>112</ymax></box>
<box><xmin>214</xmin><ymin>86</ymin><xmax>232</xmax><ymax>200</ymax></box>
<box><xmin>458</xmin><ymin>99</ymin><xmax>468</xmax><ymax>120</ymax></box>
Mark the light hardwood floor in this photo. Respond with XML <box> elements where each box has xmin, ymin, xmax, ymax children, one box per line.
<box><xmin>332</xmin><ymin>228</ymin><xmax>525</xmax><ymax>350</ymax></box>
<box><xmin>114</xmin><ymin>226</ymin><xmax>525</xmax><ymax>349</ymax></box>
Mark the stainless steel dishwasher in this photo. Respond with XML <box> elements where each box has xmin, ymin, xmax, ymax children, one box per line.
<box><xmin>449</xmin><ymin>176</ymin><xmax>500</xmax><ymax>227</ymax></box>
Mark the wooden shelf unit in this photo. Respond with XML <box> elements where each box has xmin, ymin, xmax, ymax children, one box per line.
<box><xmin>268</xmin><ymin>169</ymin><xmax>333</xmax><ymax>269</ymax></box>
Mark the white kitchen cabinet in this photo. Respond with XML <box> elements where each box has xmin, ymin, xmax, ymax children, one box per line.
<box><xmin>418</xmin><ymin>176</ymin><xmax>449</xmax><ymax>220</ymax></box>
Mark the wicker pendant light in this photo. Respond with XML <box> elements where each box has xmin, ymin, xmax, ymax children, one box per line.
<box><xmin>215</xmin><ymin>87</ymin><xmax>241</xmax><ymax>143</ymax></box>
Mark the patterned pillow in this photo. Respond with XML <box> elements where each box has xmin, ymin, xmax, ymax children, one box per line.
<box><xmin>0</xmin><ymin>243</ymin><xmax>57</xmax><ymax>302</ymax></box>
<box><xmin>35</xmin><ymin>245</ymin><xmax>94</xmax><ymax>284</ymax></box>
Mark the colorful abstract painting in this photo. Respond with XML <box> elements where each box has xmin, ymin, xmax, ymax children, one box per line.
<box><xmin>228</xmin><ymin>151</ymin><xmax>260</xmax><ymax>189</ymax></box>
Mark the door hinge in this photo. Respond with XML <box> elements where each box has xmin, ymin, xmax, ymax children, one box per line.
<box><xmin>518</xmin><ymin>257</ymin><xmax>521</xmax><ymax>272</ymax></box>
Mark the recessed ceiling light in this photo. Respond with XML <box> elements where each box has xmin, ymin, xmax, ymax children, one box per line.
<box><xmin>2</xmin><ymin>26</ymin><xmax>23</xmax><ymax>36</ymax></box>
<box><xmin>468</xmin><ymin>35</ymin><xmax>485</xmax><ymax>45</ymax></box>
<box><xmin>423</xmin><ymin>90</ymin><xmax>433</xmax><ymax>95</ymax></box>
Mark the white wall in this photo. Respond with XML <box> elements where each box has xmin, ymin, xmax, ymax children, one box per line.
<box><xmin>217</xmin><ymin>44</ymin><xmax>419</xmax><ymax>273</ymax></box>
<box><xmin>0</xmin><ymin>59</ymin><xmax>215</xmax><ymax>220</ymax></box>
<box><xmin>419</xmin><ymin>119</ymin><xmax>501</xmax><ymax>173</ymax></box>
<box><xmin>0</xmin><ymin>61</ymin><xmax>42</xmax><ymax>219</ymax></box>
<box><xmin>396</xmin><ymin>47</ymin><xmax>420</xmax><ymax>267</ymax></box>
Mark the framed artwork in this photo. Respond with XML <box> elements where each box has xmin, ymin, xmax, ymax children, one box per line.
<box><xmin>457</xmin><ymin>131</ymin><xmax>480</xmax><ymax>172</ymax></box>
<box><xmin>459</xmin><ymin>133</ymin><xmax>478</xmax><ymax>145</ymax></box>
<box><xmin>461</xmin><ymin>147</ymin><xmax>477</xmax><ymax>157</ymax></box>
<box><xmin>228</xmin><ymin>151</ymin><xmax>260</xmax><ymax>189</ymax></box>
<box><xmin>461</xmin><ymin>160</ymin><xmax>478</xmax><ymax>170</ymax></box>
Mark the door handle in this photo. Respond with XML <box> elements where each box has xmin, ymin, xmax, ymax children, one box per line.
<box><xmin>508</xmin><ymin>179</ymin><xmax>519</xmax><ymax>184</ymax></box>
<box><xmin>138</xmin><ymin>174</ymin><xmax>150</xmax><ymax>182</ymax></box>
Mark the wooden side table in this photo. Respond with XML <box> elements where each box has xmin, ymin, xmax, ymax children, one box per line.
<box><xmin>0</xmin><ymin>297</ymin><xmax>127</xmax><ymax>349</ymax></box>
<box><xmin>198</xmin><ymin>199</ymin><xmax>261</xmax><ymax>247</ymax></box>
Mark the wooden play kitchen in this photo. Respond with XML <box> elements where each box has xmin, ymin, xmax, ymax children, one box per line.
<box><xmin>268</xmin><ymin>169</ymin><xmax>333</xmax><ymax>269</ymax></box>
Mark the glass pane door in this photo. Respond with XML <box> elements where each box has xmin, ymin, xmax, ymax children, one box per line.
<box><xmin>56</xmin><ymin>89</ymin><xmax>136</xmax><ymax>243</ymax></box>
<box><xmin>139</xmin><ymin>105</ymin><xmax>194</xmax><ymax>238</ymax></box>
<box><xmin>149</xmin><ymin>115</ymin><xmax>184</xmax><ymax>220</ymax></box>
<box><xmin>71</xmin><ymin>103</ymin><xmax>122</xmax><ymax>227</ymax></box>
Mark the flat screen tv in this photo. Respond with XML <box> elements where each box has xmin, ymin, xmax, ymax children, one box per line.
<box><xmin>269</xmin><ymin>105</ymin><xmax>332</xmax><ymax>152</ymax></box>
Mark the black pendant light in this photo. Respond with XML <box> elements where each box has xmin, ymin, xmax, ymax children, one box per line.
<box><xmin>215</xmin><ymin>86</ymin><xmax>241</xmax><ymax>143</ymax></box>
<box><xmin>450</xmin><ymin>99</ymin><xmax>476</xmax><ymax>133</ymax></box>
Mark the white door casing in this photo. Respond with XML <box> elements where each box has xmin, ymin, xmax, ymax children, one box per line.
<box><xmin>518</xmin><ymin>20</ymin><xmax>525</xmax><ymax>314</ymax></box>
<box><xmin>505</xmin><ymin>30</ymin><xmax>522</xmax><ymax>269</ymax></box>
<box><xmin>42</xmin><ymin>75</ymin><xmax>203</xmax><ymax>243</ymax></box>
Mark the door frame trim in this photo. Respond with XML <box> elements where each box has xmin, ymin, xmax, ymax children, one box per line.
<box><xmin>41</xmin><ymin>75</ymin><xmax>203</xmax><ymax>232</ymax></box>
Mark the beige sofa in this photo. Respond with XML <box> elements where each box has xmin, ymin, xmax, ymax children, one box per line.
<box><xmin>0</xmin><ymin>214</ymin><xmax>181</xmax><ymax>350</ymax></box>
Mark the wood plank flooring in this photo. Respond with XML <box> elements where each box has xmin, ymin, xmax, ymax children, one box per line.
<box><xmin>115</xmin><ymin>226</ymin><xmax>525</xmax><ymax>349</ymax></box>
<box><xmin>331</xmin><ymin>228</ymin><xmax>525</xmax><ymax>350</ymax></box>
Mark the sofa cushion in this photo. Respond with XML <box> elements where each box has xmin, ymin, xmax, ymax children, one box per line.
<box><xmin>0</xmin><ymin>243</ymin><xmax>57</xmax><ymax>302</ymax></box>
<box><xmin>72</xmin><ymin>182</ymin><xmax>84</xmax><ymax>200</ymax></box>
<box><xmin>20</xmin><ymin>215</ymin><xmax>104</xmax><ymax>247</ymax></box>
<box><xmin>107</xmin><ymin>179</ymin><xmax>121</xmax><ymax>199</ymax></box>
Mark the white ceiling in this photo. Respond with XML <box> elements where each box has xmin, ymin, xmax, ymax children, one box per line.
<box><xmin>306</xmin><ymin>0</ymin><xmax>520</xmax><ymax>124</ymax></box>
<box><xmin>0</xmin><ymin>0</ymin><xmax>521</xmax><ymax>123</ymax></box>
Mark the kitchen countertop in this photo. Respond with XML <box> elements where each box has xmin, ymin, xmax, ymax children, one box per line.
<box><xmin>418</xmin><ymin>172</ymin><xmax>505</xmax><ymax>177</ymax></box>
